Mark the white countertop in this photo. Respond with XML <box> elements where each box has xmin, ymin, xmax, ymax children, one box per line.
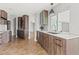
<box><xmin>38</xmin><ymin>30</ymin><xmax>79</xmax><ymax>39</ymax></box>
<box><xmin>0</xmin><ymin>30</ymin><xmax>10</xmax><ymax>34</ymax></box>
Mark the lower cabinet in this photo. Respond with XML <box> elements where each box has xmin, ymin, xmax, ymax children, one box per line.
<box><xmin>43</xmin><ymin>33</ymin><xmax>49</xmax><ymax>53</ymax></box>
<box><xmin>0</xmin><ymin>31</ymin><xmax>10</xmax><ymax>44</ymax></box>
<box><xmin>54</xmin><ymin>37</ymin><xmax>66</xmax><ymax>55</ymax></box>
<box><xmin>37</xmin><ymin>31</ymin><xmax>49</xmax><ymax>53</ymax></box>
<box><xmin>17</xmin><ymin>30</ymin><xmax>24</xmax><ymax>39</ymax></box>
<box><xmin>37</xmin><ymin>31</ymin><xmax>50</xmax><ymax>54</ymax></box>
<box><xmin>49</xmin><ymin>35</ymin><xmax>55</xmax><ymax>54</ymax></box>
<box><xmin>37</xmin><ymin>31</ymin><xmax>66</xmax><ymax>55</ymax></box>
<box><xmin>2</xmin><ymin>31</ymin><xmax>9</xmax><ymax>43</ymax></box>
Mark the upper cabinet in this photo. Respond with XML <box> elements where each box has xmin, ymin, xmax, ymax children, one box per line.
<box><xmin>40</xmin><ymin>10</ymin><xmax>48</xmax><ymax>25</ymax></box>
<box><xmin>0</xmin><ymin>10</ymin><xmax>7</xmax><ymax>20</ymax></box>
<box><xmin>17</xmin><ymin>15</ymin><xmax>29</xmax><ymax>39</ymax></box>
<box><xmin>18</xmin><ymin>17</ymin><xmax>22</xmax><ymax>30</ymax></box>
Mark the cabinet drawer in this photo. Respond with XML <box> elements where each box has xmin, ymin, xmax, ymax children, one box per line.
<box><xmin>54</xmin><ymin>37</ymin><xmax>65</xmax><ymax>47</ymax></box>
<box><xmin>55</xmin><ymin>39</ymin><xmax>63</xmax><ymax>47</ymax></box>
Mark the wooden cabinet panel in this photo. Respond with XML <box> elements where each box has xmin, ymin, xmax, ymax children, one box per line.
<box><xmin>18</xmin><ymin>17</ymin><xmax>22</xmax><ymax>29</ymax></box>
<box><xmin>54</xmin><ymin>37</ymin><xmax>66</xmax><ymax>55</ymax></box>
<box><xmin>37</xmin><ymin>31</ymin><xmax>42</xmax><ymax>45</ymax></box>
<box><xmin>7</xmin><ymin>21</ymin><xmax>11</xmax><ymax>30</ymax></box>
<box><xmin>17</xmin><ymin>15</ymin><xmax>29</xmax><ymax>39</ymax></box>
<box><xmin>37</xmin><ymin>31</ymin><xmax>66</xmax><ymax>55</ymax></box>
<box><xmin>43</xmin><ymin>33</ymin><xmax>49</xmax><ymax>53</ymax></box>
<box><xmin>37</xmin><ymin>31</ymin><xmax>49</xmax><ymax>53</ymax></box>
<box><xmin>49</xmin><ymin>36</ymin><xmax>55</xmax><ymax>55</ymax></box>
<box><xmin>1</xmin><ymin>10</ymin><xmax>7</xmax><ymax>20</ymax></box>
<box><xmin>37</xmin><ymin>31</ymin><xmax>40</xmax><ymax>43</ymax></box>
<box><xmin>0</xmin><ymin>19</ymin><xmax>7</xmax><ymax>25</ymax></box>
<box><xmin>17</xmin><ymin>30</ymin><xmax>24</xmax><ymax>39</ymax></box>
<box><xmin>0</xmin><ymin>34</ymin><xmax>2</xmax><ymax>44</ymax></box>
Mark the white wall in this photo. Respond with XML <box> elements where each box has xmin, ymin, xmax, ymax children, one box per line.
<box><xmin>29</xmin><ymin>14</ymin><xmax>36</xmax><ymax>39</ymax></box>
<box><xmin>52</xmin><ymin>3</ymin><xmax>79</xmax><ymax>35</ymax></box>
<box><xmin>69</xmin><ymin>4</ymin><xmax>79</xmax><ymax>35</ymax></box>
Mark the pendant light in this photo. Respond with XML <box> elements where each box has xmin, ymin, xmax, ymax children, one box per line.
<box><xmin>49</xmin><ymin>3</ymin><xmax>54</xmax><ymax>15</ymax></box>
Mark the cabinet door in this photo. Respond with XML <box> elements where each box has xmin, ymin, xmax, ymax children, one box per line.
<box><xmin>0</xmin><ymin>34</ymin><xmax>2</xmax><ymax>44</ymax></box>
<box><xmin>1</xmin><ymin>10</ymin><xmax>7</xmax><ymax>20</ymax></box>
<box><xmin>37</xmin><ymin>32</ymin><xmax>42</xmax><ymax>46</ymax></box>
<box><xmin>54</xmin><ymin>37</ymin><xmax>66</xmax><ymax>55</ymax></box>
<box><xmin>43</xmin><ymin>33</ymin><xmax>49</xmax><ymax>53</ymax></box>
<box><xmin>36</xmin><ymin>31</ymin><xmax>38</xmax><ymax>40</ymax></box>
<box><xmin>49</xmin><ymin>36</ymin><xmax>55</xmax><ymax>55</ymax></box>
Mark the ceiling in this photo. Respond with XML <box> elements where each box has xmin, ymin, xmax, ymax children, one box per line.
<box><xmin>0</xmin><ymin>3</ymin><xmax>57</xmax><ymax>18</ymax></box>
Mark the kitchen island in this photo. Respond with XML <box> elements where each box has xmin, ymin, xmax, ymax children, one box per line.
<box><xmin>36</xmin><ymin>31</ymin><xmax>79</xmax><ymax>55</ymax></box>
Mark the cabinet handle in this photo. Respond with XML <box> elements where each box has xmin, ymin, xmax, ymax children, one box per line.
<box><xmin>55</xmin><ymin>43</ymin><xmax>62</xmax><ymax>47</ymax></box>
<box><xmin>56</xmin><ymin>39</ymin><xmax>61</xmax><ymax>41</ymax></box>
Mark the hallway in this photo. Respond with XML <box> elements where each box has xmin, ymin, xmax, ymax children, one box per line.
<box><xmin>0</xmin><ymin>39</ymin><xmax>47</xmax><ymax>55</ymax></box>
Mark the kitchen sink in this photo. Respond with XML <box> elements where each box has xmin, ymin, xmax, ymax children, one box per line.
<box><xmin>48</xmin><ymin>31</ymin><xmax>61</xmax><ymax>34</ymax></box>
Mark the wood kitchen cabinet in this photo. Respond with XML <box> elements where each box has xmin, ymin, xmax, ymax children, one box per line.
<box><xmin>7</xmin><ymin>20</ymin><xmax>11</xmax><ymax>30</ymax></box>
<box><xmin>37</xmin><ymin>31</ymin><xmax>66</xmax><ymax>55</ymax></box>
<box><xmin>37</xmin><ymin>31</ymin><xmax>50</xmax><ymax>53</ymax></box>
<box><xmin>37</xmin><ymin>31</ymin><xmax>43</xmax><ymax>46</ymax></box>
<box><xmin>49</xmin><ymin>35</ymin><xmax>55</xmax><ymax>55</ymax></box>
<box><xmin>17</xmin><ymin>30</ymin><xmax>24</xmax><ymax>39</ymax></box>
<box><xmin>17</xmin><ymin>15</ymin><xmax>29</xmax><ymax>39</ymax></box>
<box><xmin>0</xmin><ymin>10</ymin><xmax>7</xmax><ymax>20</ymax></box>
<box><xmin>54</xmin><ymin>36</ymin><xmax>66</xmax><ymax>55</ymax></box>
<box><xmin>0</xmin><ymin>19</ymin><xmax>7</xmax><ymax>25</ymax></box>
<box><xmin>43</xmin><ymin>33</ymin><xmax>49</xmax><ymax>53</ymax></box>
<box><xmin>37</xmin><ymin>31</ymin><xmax>79</xmax><ymax>55</ymax></box>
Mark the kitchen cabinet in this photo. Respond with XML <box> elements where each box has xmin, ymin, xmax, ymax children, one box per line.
<box><xmin>0</xmin><ymin>10</ymin><xmax>7</xmax><ymax>20</ymax></box>
<box><xmin>37</xmin><ymin>31</ymin><xmax>43</xmax><ymax>46</ymax></box>
<box><xmin>43</xmin><ymin>33</ymin><xmax>49</xmax><ymax>53</ymax></box>
<box><xmin>18</xmin><ymin>17</ymin><xmax>22</xmax><ymax>30</ymax></box>
<box><xmin>0</xmin><ymin>31</ymin><xmax>10</xmax><ymax>44</ymax></box>
<box><xmin>54</xmin><ymin>36</ymin><xmax>66</xmax><ymax>55</ymax></box>
<box><xmin>37</xmin><ymin>31</ymin><xmax>79</xmax><ymax>55</ymax></box>
<box><xmin>17</xmin><ymin>15</ymin><xmax>29</xmax><ymax>39</ymax></box>
<box><xmin>37</xmin><ymin>31</ymin><xmax>66</xmax><ymax>55</ymax></box>
<box><xmin>7</xmin><ymin>20</ymin><xmax>11</xmax><ymax>30</ymax></box>
<box><xmin>0</xmin><ymin>19</ymin><xmax>7</xmax><ymax>25</ymax></box>
<box><xmin>17</xmin><ymin>30</ymin><xmax>24</xmax><ymax>39</ymax></box>
<box><xmin>49</xmin><ymin>35</ymin><xmax>55</xmax><ymax>55</ymax></box>
<box><xmin>0</xmin><ymin>34</ymin><xmax>2</xmax><ymax>44</ymax></box>
<box><xmin>37</xmin><ymin>31</ymin><xmax>49</xmax><ymax>53</ymax></box>
<box><xmin>2</xmin><ymin>31</ymin><xmax>9</xmax><ymax>43</ymax></box>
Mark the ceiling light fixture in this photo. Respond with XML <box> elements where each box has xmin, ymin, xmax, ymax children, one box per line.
<box><xmin>49</xmin><ymin>3</ymin><xmax>54</xmax><ymax>15</ymax></box>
